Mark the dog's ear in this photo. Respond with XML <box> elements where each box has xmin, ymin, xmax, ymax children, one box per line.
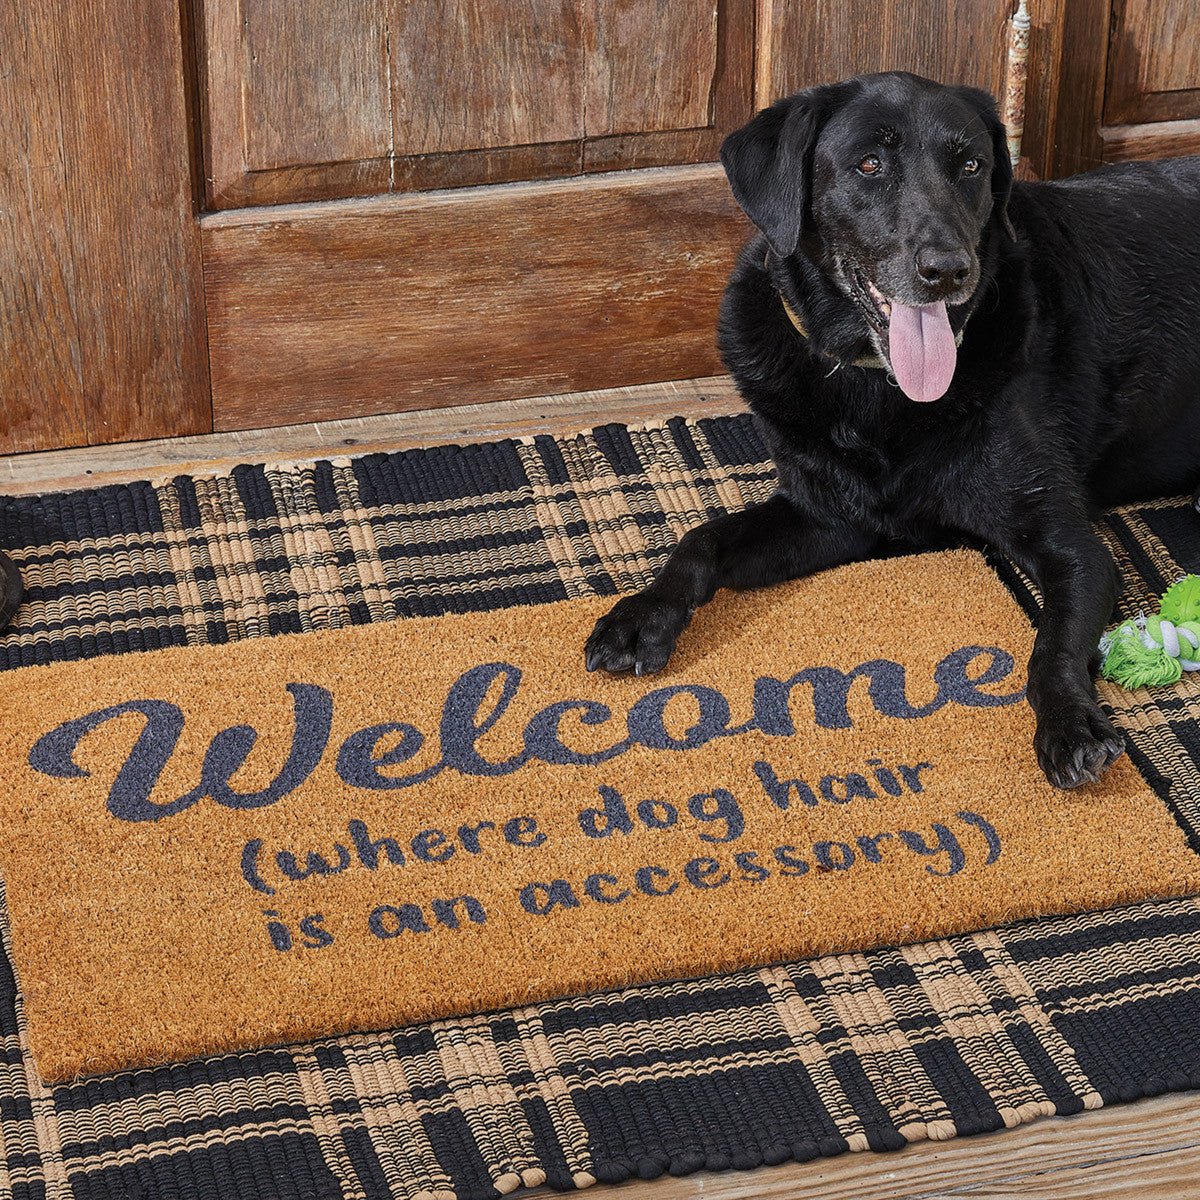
<box><xmin>720</xmin><ymin>90</ymin><xmax>830</xmax><ymax>259</ymax></box>
<box><xmin>956</xmin><ymin>86</ymin><xmax>1016</xmax><ymax>241</ymax></box>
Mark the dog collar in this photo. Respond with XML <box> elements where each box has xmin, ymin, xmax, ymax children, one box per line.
<box><xmin>766</xmin><ymin>253</ymin><xmax>964</xmax><ymax>373</ymax></box>
<box><xmin>776</xmin><ymin>292</ymin><xmax>889</xmax><ymax>371</ymax></box>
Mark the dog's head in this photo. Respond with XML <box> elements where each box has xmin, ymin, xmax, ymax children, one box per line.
<box><xmin>721</xmin><ymin>72</ymin><xmax>1013</xmax><ymax>402</ymax></box>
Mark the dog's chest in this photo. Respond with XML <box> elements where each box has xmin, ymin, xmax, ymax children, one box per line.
<box><xmin>774</xmin><ymin>402</ymin><xmax>990</xmax><ymax>538</ymax></box>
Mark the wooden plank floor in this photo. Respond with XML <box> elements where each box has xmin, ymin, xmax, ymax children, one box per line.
<box><xmin>3</xmin><ymin>376</ymin><xmax>1198</xmax><ymax>1198</ymax></box>
<box><xmin>525</xmin><ymin>1092</ymin><xmax>1200</xmax><ymax>1199</ymax></box>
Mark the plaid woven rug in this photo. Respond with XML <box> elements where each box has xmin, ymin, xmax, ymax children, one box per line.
<box><xmin>2</xmin><ymin>412</ymin><xmax>1199</xmax><ymax>1200</ymax></box>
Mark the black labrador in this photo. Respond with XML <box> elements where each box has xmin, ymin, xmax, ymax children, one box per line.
<box><xmin>585</xmin><ymin>71</ymin><xmax>1200</xmax><ymax>790</ymax></box>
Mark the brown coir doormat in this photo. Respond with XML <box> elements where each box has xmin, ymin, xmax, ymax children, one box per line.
<box><xmin>0</xmin><ymin>548</ymin><xmax>1198</xmax><ymax>1081</ymax></box>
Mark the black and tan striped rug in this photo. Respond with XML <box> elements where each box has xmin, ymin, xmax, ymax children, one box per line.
<box><xmin>1</xmin><ymin>413</ymin><xmax>1199</xmax><ymax>1199</ymax></box>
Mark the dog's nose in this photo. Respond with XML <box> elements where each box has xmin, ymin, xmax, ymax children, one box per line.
<box><xmin>914</xmin><ymin>247</ymin><xmax>971</xmax><ymax>291</ymax></box>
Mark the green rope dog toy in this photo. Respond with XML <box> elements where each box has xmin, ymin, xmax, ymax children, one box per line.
<box><xmin>1099</xmin><ymin>575</ymin><xmax>1200</xmax><ymax>688</ymax></box>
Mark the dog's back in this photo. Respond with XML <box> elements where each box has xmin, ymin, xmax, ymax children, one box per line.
<box><xmin>1012</xmin><ymin>158</ymin><xmax>1200</xmax><ymax>502</ymax></box>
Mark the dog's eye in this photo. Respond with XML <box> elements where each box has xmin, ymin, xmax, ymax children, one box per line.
<box><xmin>858</xmin><ymin>155</ymin><xmax>882</xmax><ymax>176</ymax></box>
<box><xmin>962</xmin><ymin>158</ymin><xmax>980</xmax><ymax>175</ymax></box>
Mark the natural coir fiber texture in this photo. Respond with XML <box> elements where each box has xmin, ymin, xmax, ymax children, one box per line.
<box><xmin>1</xmin><ymin>548</ymin><xmax>1197</xmax><ymax>1082</ymax></box>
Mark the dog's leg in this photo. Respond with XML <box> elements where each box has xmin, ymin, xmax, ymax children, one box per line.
<box><xmin>585</xmin><ymin>492</ymin><xmax>876</xmax><ymax>675</ymax></box>
<box><xmin>1017</xmin><ymin>528</ymin><xmax>1126</xmax><ymax>789</ymax></box>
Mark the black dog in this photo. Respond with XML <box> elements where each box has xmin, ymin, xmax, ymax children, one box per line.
<box><xmin>586</xmin><ymin>71</ymin><xmax>1200</xmax><ymax>790</ymax></box>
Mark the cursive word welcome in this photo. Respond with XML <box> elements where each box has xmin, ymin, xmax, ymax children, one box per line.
<box><xmin>28</xmin><ymin>646</ymin><xmax>1023</xmax><ymax>824</ymax></box>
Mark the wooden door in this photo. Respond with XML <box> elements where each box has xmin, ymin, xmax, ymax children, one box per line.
<box><xmin>4</xmin><ymin>0</ymin><xmax>1082</xmax><ymax>452</ymax></box>
<box><xmin>1102</xmin><ymin>0</ymin><xmax>1200</xmax><ymax>161</ymax></box>
<box><xmin>200</xmin><ymin>0</ymin><xmax>1047</xmax><ymax>433</ymax></box>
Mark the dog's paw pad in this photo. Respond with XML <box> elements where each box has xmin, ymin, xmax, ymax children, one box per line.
<box><xmin>584</xmin><ymin>594</ymin><xmax>687</xmax><ymax>676</ymax></box>
<box><xmin>1035</xmin><ymin>703</ymin><xmax>1125</xmax><ymax>790</ymax></box>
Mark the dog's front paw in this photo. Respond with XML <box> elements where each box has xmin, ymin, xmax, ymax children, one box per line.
<box><xmin>1034</xmin><ymin>700</ymin><xmax>1125</xmax><ymax>789</ymax></box>
<box><xmin>585</xmin><ymin>593</ymin><xmax>689</xmax><ymax>676</ymax></box>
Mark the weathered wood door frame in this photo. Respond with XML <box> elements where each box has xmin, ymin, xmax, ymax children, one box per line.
<box><xmin>0</xmin><ymin>2</ymin><xmax>211</xmax><ymax>455</ymax></box>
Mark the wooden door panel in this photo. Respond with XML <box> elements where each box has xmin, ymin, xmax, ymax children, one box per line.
<box><xmin>201</xmin><ymin>165</ymin><xmax>747</xmax><ymax>430</ymax></box>
<box><xmin>242</xmin><ymin>0</ymin><xmax>391</xmax><ymax>171</ymax></box>
<box><xmin>391</xmin><ymin>0</ymin><xmax>583</xmax><ymax>156</ymax></box>
<box><xmin>1106</xmin><ymin>0</ymin><xmax>1200</xmax><ymax>124</ymax></box>
<box><xmin>582</xmin><ymin>0</ymin><xmax>752</xmax><ymax>172</ymax></box>
<box><xmin>1140</xmin><ymin>4</ymin><xmax>1200</xmax><ymax>92</ymax></box>
<box><xmin>584</xmin><ymin>0</ymin><xmax>718</xmax><ymax>136</ymax></box>
<box><xmin>200</xmin><ymin>0</ymin><xmax>392</xmax><ymax>206</ymax></box>
<box><xmin>757</xmin><ymin>0</ymin><xmax>1012</xmax><ymax>108</ymax></box>
<box><xmin>198</xmin><ymin>0</ymin><xmax>753</xmax><ymax>209</ymax></box>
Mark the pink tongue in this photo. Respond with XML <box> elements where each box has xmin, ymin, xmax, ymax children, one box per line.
<box><xmin>886</xmin><ymin>301</ymin><xmax>956</xmax><ymax>402</ymax></box>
